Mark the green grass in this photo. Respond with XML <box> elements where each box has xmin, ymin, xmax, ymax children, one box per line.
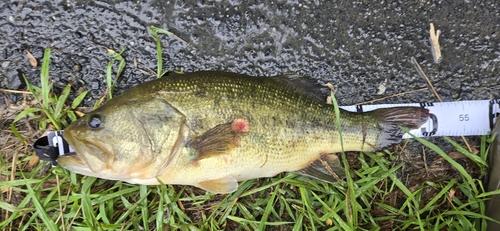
<box><xmin>10</xmin><ymin>48</ymin><xmax>89</xmax><ymax>136</ymax></box>
<box><xmin>2</xmin><ymin>27</ymin><xmax>500</xmax><ymax>230</ymax></box>
<box><xmin>104</xmin><ymin>47</ymin><xmax>126</xmax><ymax>102</ymax></box>
<box><xmin>1</xmin><ymin>137</ymin><xmax>498</xmax><ymax>230</ymax></box>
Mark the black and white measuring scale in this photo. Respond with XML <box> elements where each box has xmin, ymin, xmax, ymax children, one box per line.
<box><xmin>33</xmin><ymin>99</ymin><xmax>500</xmax><ymax>165</ymax></box>
<box><xmin>342</xmin><ymin>99</ymin><xmax>500</xmax><ymax>138</ymax></box>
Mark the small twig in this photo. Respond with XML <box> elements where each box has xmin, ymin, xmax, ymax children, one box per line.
<box><xmin>88</xmin><ymin>40</ymin><xmax>114</xmax><ymax>53</ymax></box>
<box><xmin>55</xmin><ymin>181</ymin><xmax>72</xmax><ymax>230</ymax></box>
<box><xmin>177</xmin><ymin>200</ymin><xmax>185</xmax><ymax>211</ymax></box>
<box><xmin>1</xmin><ymin>92</ymin><xmax>11</xmax><ymax>108</ymax></box>
<box><xmin>23</xmin><ymin>117</ymin><xmax>34</xmax><ymax>137</ymax></box>
<box><xmin>353</xmin><ymin>87</ymin><xmax>428</xmax><ymax>106</ymax></box>
<box><xmin>0</xmin><ymin>142</ymin><xmax>18</xmax><ymax>152</ymax></box>
<box><xmin>319</xmin><ymin>157</ymin><xmax>344</xmax><ymax>186</ymax></box>
<box><xmin>0</xmin><ymin>89</ymin><xmax>32</xmax><ymax>94</ymax></box>
<box><xmin>94</xmin><ymin>88</ymin><xmax>109</xmax><ymax>107</ymax></box>
<box><xmin>9</xmin><ymin>149</ymin><xmax>18</xmax><ymax>216</ymax></box>
<box><xmin>63</xmin><ymin>182</ymin><xmax>72</xmax><ymax>212</ymax></box>
<box><xmin>134</xmin><ymin>57</ymin><xmax>158</xmax><ymax>77</ymax></box>
<box><xmin>429</xmin><ymin>23</ymin><xmax>442</xmax><ymax>64</ymax></box>
<box><xmin>411</xmin><ymin>57</ymin><xmax>442</xmax><ymax>102</ymax></box>
<box><xmin>461</xmin><ymin>136</ymin><xmax>473</xmax><ymax>153</ymax></box>
<box><xmin>55</xmin><ymin>174</ymin><xmax>66</xmax><ymax>231</ymax></box>
<box><xmin>412</xmin><ymin>56</ymin><xmax>473</xmax><ymax>152</ymax></box>
<box><xmin>422</xmin><ymin>148</ymin><xmax>429</xmax><ymax>177</ymax></box>
<box><xmin>67</xmin><ymin>205</ymin><xmax>81</xmax><ymax>230</ymax></box>
<box><xmin>65</xmin><ymin>72</ymin><xmax>85</xmax><ymax>85</ymax></box>
<box><xmin>1</xmin><ymin>130</ymin><xmax>11</xmax><ymax>149</ymax></box>
<box><xmin>172</xmin><ymin>33</ymin><xmax>188</xmax><ymax>45</ymax></box>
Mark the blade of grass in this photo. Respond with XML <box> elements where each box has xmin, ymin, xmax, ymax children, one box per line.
<box><xmin>298</xmin><ymin>187</ymin><xmax>318</xmax><ymax>230</ymax></box>
<box><xmin>12</xmin><ymin>107</ymin><xmax>43</xmax><ymax>123</ymax></box>
<box><xmin>24</xmin><ymin>179</ymin><xmax>59</xmax><ymax>230</ymax></box>
<box><xmin>67</xmin><ymin>110</ymin><xmax>77</xmax><ymax>123</ymax></box>
<box><xmin>10</xmin><ymin>123</ymin><xmax>26</xmax><ymax>144</ymax></box>
<box><xmin>330</xmin><ymin>91</ymin><xmax>358</xmax><ymax>228</ymax></box>
<box><xmin>235</xmin><ymin>202</ymin><xmax>258</xmax><ymax>226</ymax></box>
<box><xmin>420</xmin><ymin>179</ymin><xmax>457</xmax><ymax>213</ymax></box>
<box><xmin>140</xmin><ymin>185</ymin><xmax>150</xmax><ymax>231</ymax></box>
<box><xmin>240</xmin><ymin>176</ymin><xmax>291</xmax><ymax>197</ymax></box>
<box><xmin>114</xmin><ymin>194</ymin><xmax>148</xmax><ymax>224</ymax></box>
<box><xmin>442</xmin><ymin>210</ymin><xmax>500</xmax><ymax>223</ymax></box>
<box><xmin>0</xmin><ymin>200</ymin><xmax>17</xmax><ymax>213</ymax></box>
<box><xmin>53</xmin><ymin>84</ymin><xmax>72</xmax><ymax>120</ymax></box>
<box><xmin>105</xmin><ymin>47</ymin><xmax>126</xmax><ymax>100</ymax></box>
<box><xmin>477</xmin><ymin>189</ymin><xmax>500</xmax><ymax>198</ymax></box>
<box><xmin>149</xmin><ymin>26</ymin><xmax>173</xmax><ymax>78</ymax></box>
<box><xmin>71</xmin><ymin>90</ymin><xmax>90</xmax><ymax>109</ymax></box>
<box><xmin>40</xmin><ymin>47</ymin><xmax>52</xmax><ymax>111</ymax></box>
<box><xmin>258</xmin><ymin>185</ymin><xmax>280</xmax><ymax>230</ymax></box>
<box><xmin>228</xmin><ymin>215</ymin><xmax>293</xmax><ymax>226</ymax></box>
<box><xmin>22</xmin><ymin>74</ymin><xmax>41</xmax><ymax>102</ymax></box>
<box><xmin>445</xmin><ymin>136</ymin><xmax>488</xmax><ymax>168</ymax></box>
<box><xmin>81</xmin><ymin>177</ymin><xmax>100</xmax><ymax>231</ymax></box>
<box><xmin>156</xmin><ymin>184</ymin><xmax>166</xmax><ymax>231</ymax></box>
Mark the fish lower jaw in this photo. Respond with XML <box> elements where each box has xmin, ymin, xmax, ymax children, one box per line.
<box><xmin>63</xmin><ymin>165</ymin><xmax>167</xmax><ymax>185</ymax></box>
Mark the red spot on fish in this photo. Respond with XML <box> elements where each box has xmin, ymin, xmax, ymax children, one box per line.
<box><xmin>424</xmin><ymin>109</ymin><xmax>430</xmax><ymax>115</ymax></box>
<box><xmin>232</xmin><ymin>118</ymin><xmax>249</xmax><ymax>133</ymax></box>
<box><xmin>292</xmin><ymin>141</ymin><xmax>296</xmax><ymax>148</ymax></box>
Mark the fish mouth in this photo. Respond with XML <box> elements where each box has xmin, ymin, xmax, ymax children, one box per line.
<box><xmin>61</xmin><ymin>130</ymin><xmax>114</xmax><ymax>174</ymax></box>
<box><xmin>57</xmin><ymin>154</ymin><xmax>95</xmax><ymax>176</ymax></box>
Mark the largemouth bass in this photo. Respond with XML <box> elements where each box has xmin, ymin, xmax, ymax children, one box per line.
<box><xmin>60</xmin><ymin>71</ymin><xmax>429</xmax><ymax>194</ymax></box>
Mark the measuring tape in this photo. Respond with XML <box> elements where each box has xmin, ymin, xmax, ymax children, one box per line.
<box><xmin>341</xmin><ymin>99</ymin><xmax>500</xmax><ymax>138</ymax></box>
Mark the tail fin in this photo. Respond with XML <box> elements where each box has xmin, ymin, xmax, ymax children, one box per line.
<box><xmin>373</xmin><ymin>107</ymin><xmax>429</xmax><ymax>149</ymax></box>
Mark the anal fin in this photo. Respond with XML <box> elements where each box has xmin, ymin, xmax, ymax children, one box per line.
<box><xmin>197</xmin><ymin>177</ymin><xmax>238</xmax><ymax>194</ymax></box>
<box><xmin>295</xmin><ymin>154</ymin><xmax>345</xmax><ymax>183</ymax></box>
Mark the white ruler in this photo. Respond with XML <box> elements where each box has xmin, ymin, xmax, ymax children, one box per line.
<box><xmin>340</xmin><ymin>100</ymin><xmax>500</xmax><ymax>138</ymax></box>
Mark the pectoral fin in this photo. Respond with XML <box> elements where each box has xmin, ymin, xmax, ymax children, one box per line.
<box><xmin>187</xmin><ymin>118</ymin><xmax>249</xmax><ymax>160</ymax></box>
<box><xmin>296</xmin><ymin>154</ymin><xmax>345</xmax><ymax>183</ymax></box>
<box><xmin>197</xmin><ymin>177</ymin><xmax>238</xmax><ymax>194</ymax></box>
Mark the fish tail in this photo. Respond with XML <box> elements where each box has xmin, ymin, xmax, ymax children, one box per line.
<box><xmin>372</xmin><ymin>107</ymin><xmax>429</xmax><ymax>149</ymax></box>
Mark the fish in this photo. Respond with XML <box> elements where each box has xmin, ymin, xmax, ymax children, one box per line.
<box><xmin>59</xmin><ymin>71</ymin><xmax>429</xmax><ymax>194</ymax></box>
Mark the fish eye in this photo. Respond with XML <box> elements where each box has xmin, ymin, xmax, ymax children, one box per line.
<box><xmin>88</xmin><ymin>114</ymin><xmax>103</xmax><ymax>129</ymax></box>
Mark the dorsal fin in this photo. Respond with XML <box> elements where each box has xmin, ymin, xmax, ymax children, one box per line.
<box><xmin>270</xmin><ymin>75</ymin><xmax>331</xmax><ymax>103</ymax></box>
<box><xmin>295</xmin><ymin>154</ymin><xmax>345</xmax><ymax>183</ymax></box>
<box><xmin>186</xmin><ymin>118</ymin><xmax>249</xmax><ymax>160</ymax></box>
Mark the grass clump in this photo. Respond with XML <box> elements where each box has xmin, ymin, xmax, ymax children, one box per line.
<box><xmin>1</xmin><ymin>27</ymin><xmax>500</xmax><ymax>230</ymax></box>
<box><xmin>11</xmin><ymin>48</ymin><xmax>89</xmax><ymax>134</ymax></box>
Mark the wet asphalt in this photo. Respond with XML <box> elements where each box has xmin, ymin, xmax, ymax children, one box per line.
<box><xmin>0</xmin><ymin>0</ymin><xmax>499</xmax><ymax>112</ymax></box>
